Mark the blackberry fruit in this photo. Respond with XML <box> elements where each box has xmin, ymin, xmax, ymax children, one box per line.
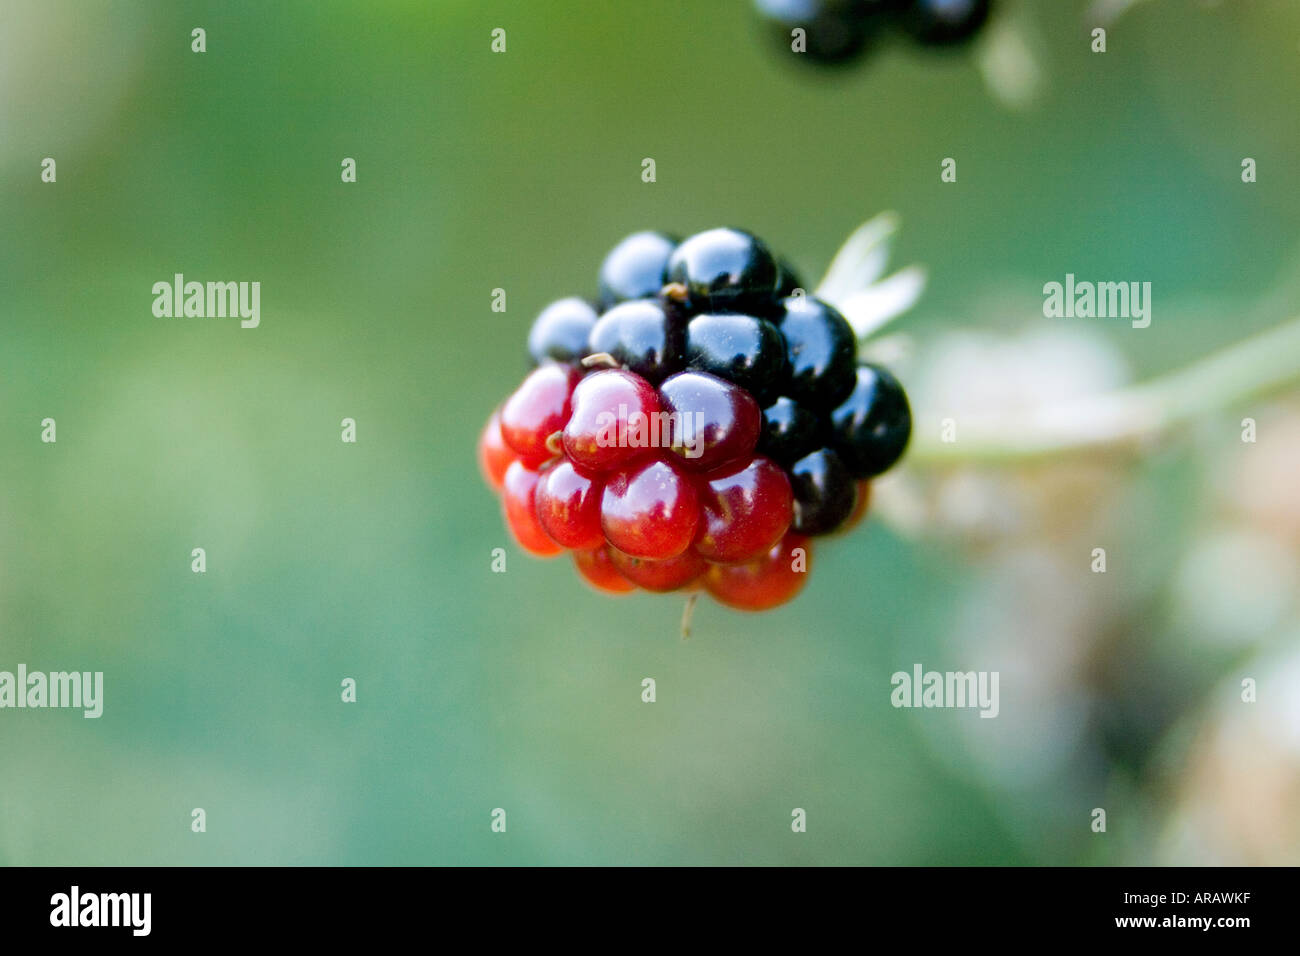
<box><xmin>482</xmin><ymin>226</ymin><xmax>913</xmax><ymax>616</ymax></box>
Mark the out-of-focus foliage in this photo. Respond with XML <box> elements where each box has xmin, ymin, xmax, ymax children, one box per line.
<box><xmin>2</xmin><ymin>0</ymin><xmax>1298</xmax><ymax>864</ymax></box>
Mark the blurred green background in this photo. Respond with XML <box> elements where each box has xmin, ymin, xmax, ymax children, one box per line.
<box><xmin>3</xmin><ymin>0</ymin><xmax>1299</xmax><ymax>865</ymax></box>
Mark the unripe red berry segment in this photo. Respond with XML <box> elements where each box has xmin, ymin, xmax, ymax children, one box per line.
<box><xmin>562</xmin><ymin>369</ymin><xmax>662</xmax><ymax>473</ymax></box>
<box><xmin>573</xmin><ymin>545</ymin><xmax>637</xmax><ymax>594</ymax></box>
<box><xmin>600</xmin><ymin>456</ymin><xmax>701</xmax><ymax>560</ymax></box>
<box><xmin>477</xmin><ymin>410</ymin><xmax>515</xmax><ymax>492</ymax></box>
<box><xmin>704</xmin><ymin>534</ymin><xmax>811</xmax><ymax>611</ymax></box>
<box><xmin>500</xmin><ymin>363</ymin><xmax>581</xmax><ymax>466</ymax></box>
<box><xmin>658</xmin><ymin>370</ymin><xmax>761</xmax><ymax>473</ymax></box>
<box><xmin>609</xmin><ymin>547</ymin><xmax>707</xmax><ymax>592</ymax></box>
<box><xmin>693</xmin><ymin>456</ymin><xmax>793</xmax><ymax>564</ymax></box>
<box><xmin>502</xmin><ymin>461</ymin><xmax>564</xmax><ymax>557</ymax></box>
<box><xmin>535</xmin><ymin>459</ymin><xmax>605</xmax><ymax>550</ymax></box>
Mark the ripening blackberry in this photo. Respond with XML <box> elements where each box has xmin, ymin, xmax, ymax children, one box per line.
<box><xmin>483</xmin><ymin>227</ymin><xmax>913</xmax><ymax>617</ymax></box>
<box><xmin>754</xmin><ymin>0</ymin><xmax>993</xmax><ymax>68</ymax></box>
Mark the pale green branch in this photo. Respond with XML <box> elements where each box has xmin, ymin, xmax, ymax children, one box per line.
<box><xmin>909</xmin><ymin>315</ymin><xmax>1300</xmax><ymax>465</ymax></box>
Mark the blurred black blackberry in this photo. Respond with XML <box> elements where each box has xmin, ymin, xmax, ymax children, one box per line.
<box><xmin>895</xmin><ymin>0</ymin><xmax>991</xmax><ymax>47</ymax></box>
<box><xmin>754</xmin><ymin>0</ymin><xmax>992</xmax><ymax>67</ymax></box>
<box><xmin>754</xmin><ymin>0</ymin><xmax>890</xmax><ymax>65</ymax></box>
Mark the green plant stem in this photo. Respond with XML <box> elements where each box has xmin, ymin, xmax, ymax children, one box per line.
<box><xmin>908</xmin><ymin>315</ymin><xmax>1300</xmax><ymax>465</ymax></box>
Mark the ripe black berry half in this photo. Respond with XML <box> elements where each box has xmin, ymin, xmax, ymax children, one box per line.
<box><xmin>774</xmin><ymin>259</ymin><xmax>805</xmax><ymax>299</ymax></box>
<box><xmin>665</xmin><ymin>228</ymin><xmax>779</xmax><ymax>315</ymax></box>
<box><xmin>598</xmin><ymin>231</ymin><xmax>678</xmax><ymax>310</ymax></box>
<box><xmin>758</xmin><ymin>396</ymin><xmax>825</xmax><ymax>468</ymax></box>
<box><xmin>684</xmin><ymin>312</ymin><xmax>789</xmax><ymax>407</ymax></box>
<box><xmin>895</xmin><ymin>0</ymin><xmax>991</xmax><ymax>47</ymax></box>
<box><xmin>587</xmin><ymin>298</ymin><xmax>686</xmax><ymax>384</ymax></box>
<box><xmin>788</xmin><ymin>447</ymin><xmax>857</xmax><ymax>536</ymax></box>
<box><xmin>829</xmin><ymin>363</ymin><xmax>912</xmax><ymax>478</ymax></box>
<box><xmin>527</xmin><ymin>297</ymin><xmax>598</xmax><ymax>365</ymax></box>
<box><xmin>774</xmin><ymin>296</ymin><xmax>857</xmax><ymax>411</ymax></box>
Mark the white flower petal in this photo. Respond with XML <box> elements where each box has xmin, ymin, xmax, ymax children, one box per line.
<box><xmin>814</xmin><ymin>212</ymin><xmax>900</xmax><ymax>306</ymax></box>
<box><xmin>836</xmin><ymin>266</ymin><xmax>928</xmax><ymax>341</ymax></box>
